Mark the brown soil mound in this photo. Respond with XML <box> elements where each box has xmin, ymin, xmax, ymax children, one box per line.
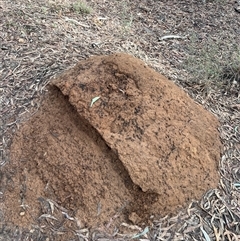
<box><xmin>5</xmin><ymin>53</ymin><xmax>222</xmax><ymax>230</ymax></box>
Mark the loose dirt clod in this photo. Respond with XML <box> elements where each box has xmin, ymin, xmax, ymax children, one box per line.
<box><xmin>5</xmin><ymin>53</ymin><xmax>222</xmax><ymax>231</ymax></box>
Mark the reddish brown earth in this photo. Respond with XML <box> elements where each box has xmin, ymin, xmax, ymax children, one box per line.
<box><xmin>4</xmin><ymin>53</ymin><xmax>222</xmax><ymax>231</ymax></box>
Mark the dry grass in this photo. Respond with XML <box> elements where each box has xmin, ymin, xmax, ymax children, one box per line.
<box><xmin>0</xmin><ymin>0</ymin><xmax>240</xmax><ymax>240</ymax></box>
<box><xmin>182</xmin><ymin>35</ymin><xmax>240</xmax><ymax>96</ymax></box>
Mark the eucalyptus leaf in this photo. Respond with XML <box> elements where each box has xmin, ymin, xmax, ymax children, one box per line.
<box><xmin>90</xmin><ymin>96</ymin><xmax>101</xmax><ymax>107</ymax></box>
<box><xmin>131</xmin><ymin>227</ymin><xmax>149</xmax><ymax>239</ymax></box>
<box><xmin>39</xmin><ymin>214</ymin><xmax>58</xmax><ymax>220</ymax></box>
<box><xmin>200</xmin><ymin>226</ymin><xmax>211</xmax><ymax>241</ymax></box>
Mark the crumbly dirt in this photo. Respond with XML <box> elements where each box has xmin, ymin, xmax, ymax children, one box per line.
<box><xmin>7</xmin><ymin>86</ymin><xmax>132</xmax><ymax>228</ymax></box>
<box><xmin>3</xmin><ymin>53</ymin><xmax>221</xmax><ymax>237</ymax></box>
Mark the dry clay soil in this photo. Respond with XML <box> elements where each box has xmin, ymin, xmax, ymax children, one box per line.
<box><xmin>4</xmin><ymin>53</ymin><xmax>222</xmax><ymax>231</ymax></box>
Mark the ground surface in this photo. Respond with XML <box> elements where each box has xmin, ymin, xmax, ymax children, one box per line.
<box><xmin>0</xmin><ymin>0</ymin><xmax>240</xmax><ymax>240</ymax></box>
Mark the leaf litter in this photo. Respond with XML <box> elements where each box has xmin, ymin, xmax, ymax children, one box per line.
<box><xmin>0</xmin><ymin>0</ymin><xmax>240</xmax><ymax>240</ymax></box>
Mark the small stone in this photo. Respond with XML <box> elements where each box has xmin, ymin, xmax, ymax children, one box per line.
<box><xmin>129</xmin><ymin>212</ymin><xmax>141</xmax><ymax>224</ymax></box>
<box><xmin>18</xmin><ymin>38</ymin><xmax>25</xmax><ymax>43</ymax></box>
<box><xmin>19</xmin><ymin>211</ymin><xmax>25</xmax><ymax>216</ymax></box>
